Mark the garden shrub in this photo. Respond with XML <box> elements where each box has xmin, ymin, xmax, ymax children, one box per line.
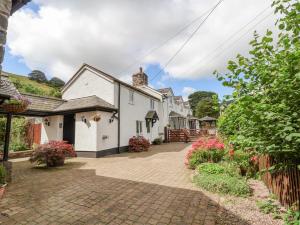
<box><xmin>129</xmin><ymin>136</ymin><xmax>150</xmax><ymax>152</ymax></box>
<box><xmin>194</xmin><ymin>173</ymin><xmax>250</xmax><ymax>197</ymax></box>
<box><xmin>185</xmin><ymin>138</ymin><xmax>225</xmax><ymax>169</ymax></box>
<box><xmin>10</xmin><ymin>141</ymin><xmax>28</xmax><ymax>152</ymax></box>
<box><xmin>216</xmin><ymin>0</ymin><xmax>300</xmax><ymax>170</ymax></box>
<box><xmin>29</xmin><ymin>141</ymin><xmax>76</xmax><ymax>167</ymax></box>
<box><xmin>152</xmin><ymin>137</ymin><xmax>163</xmax><ymax>145</ymax></box>
<box><xmin>197</xmin><ymin>162</ymin><xmax>239</xmax><ymax>177</ymax></box>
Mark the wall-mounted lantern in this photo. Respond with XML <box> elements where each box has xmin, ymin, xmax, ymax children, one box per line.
<box><xmin>81</xmin><ymin>116</ymin><xmax>87</xmax><ymax>123</ymax></box>
<box><xmin>44</xmin><ymin>117</ymin><xmax>50</xmax><ymax>126</ymax></box>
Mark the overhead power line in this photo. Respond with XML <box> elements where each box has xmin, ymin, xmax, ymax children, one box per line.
<box><xmin>188</xmin><ymin>10</ymin><xmax>274</xmax><ymax>75</ymax></box>
<box><xmin>150</xmin><ymin>0</ymin><xmax>224</xmax><ymax>82</ymax></box>
<box><xmin>118</xmin><ymin>2</ymin><xmax>219</xmax><ymax>75</ymax></box>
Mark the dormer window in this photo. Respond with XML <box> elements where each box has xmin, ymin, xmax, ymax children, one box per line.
<box><xmin>129</xmin><ymin>90</ymin><xmax>134</xmax><ymax>104</ymax></box>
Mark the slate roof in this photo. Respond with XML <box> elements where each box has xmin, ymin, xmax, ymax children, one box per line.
<box><xmin>199</xmin><ymin>116</ymin><xmax>217</xmax><ymax>121</ymax></box>
<box><xmin>54</xmin><ymin>95</ymin><xmax>116</xmax><ymax>112</ymax></box>
<box><xmin>157</xmin><ymin>88</ymin><xmax>172</xmax><ymax>94</ymax></box>
<box><xmin>0</xmin><ymin>73</ymin><xmax>19</xmax><ymax>97</ymax></box>
<box><xmin>145</xmin><ymin>110</ymin><xmax>159</xmax><ymax>120</ymax></box>
<box><xmin>169</xmin><ymin>111</ymin><xmax>184</xmax><ymax>118</ymax></box>
<box><xmin>22</xmin><ymin>93</ymin><xmax>65</xmax><ymax>112</ymax></box>
<box><xmin>174</xmin><ymin>96</ymin><xmax>183</xmax><ymax>102</ymax></box>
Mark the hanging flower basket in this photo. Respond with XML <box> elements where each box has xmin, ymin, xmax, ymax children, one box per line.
<box><xmin>1</xmin><ymin>95</ymin><xmax>31</xmax><ymax>113</ymax></box>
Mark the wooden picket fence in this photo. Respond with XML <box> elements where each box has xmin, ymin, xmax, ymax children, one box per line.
<box><xmin>259</xmin><ymin>155</ymin><xmax>300</xmax><ymax>209</ymax></box>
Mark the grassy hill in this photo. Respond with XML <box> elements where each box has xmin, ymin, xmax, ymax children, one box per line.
<box><xmin>3</xmin><ymin>71</ymin><xmax>62</xmax><ymax>98</ymax></box>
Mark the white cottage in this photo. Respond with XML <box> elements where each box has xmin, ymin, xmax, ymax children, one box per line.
<box><xmin>35</xmin><ymin>64</ymin><xmax>196</xmax><ymax>157</ymax></box>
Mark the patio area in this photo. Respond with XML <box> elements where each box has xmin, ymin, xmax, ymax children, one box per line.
<box><xmin>0</xmin><ymin>143</ymin><xmax>250</xmax><ymax>225</ymax></box>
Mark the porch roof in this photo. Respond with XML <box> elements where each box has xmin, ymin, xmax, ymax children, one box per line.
<box><xmin>145</xmin><ymin>110</ymin><xmax>159</xmax><ymax>120</ymax></box>
<box><xmin>53</xmin><ymin>95</ymin><xmax>117</xmax><ymax>113</ymax></box>
<box><xmin>169</xmin><ymin>111</ymin><xmax>184</xmax><ymax>118</ymax></box>
<box><xmin>199</xmin><ymin>116</ymin><xmax>217</xmax><ymax>121</ymax></box>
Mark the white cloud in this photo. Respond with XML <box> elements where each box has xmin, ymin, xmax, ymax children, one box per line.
<box><xmin>182</xmin><ymin>86</ymin><xmax>196</xmax><ymax>101</ymax></box>
<box><xmin>7</xmin><ymin>0</ymin><xmax>276</xmax><ymax>82</ymax></box>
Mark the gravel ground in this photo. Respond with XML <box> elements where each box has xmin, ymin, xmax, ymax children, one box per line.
<box><xmin>215</xmin><ymin>179</ymin><xmax>284</xmax><ymax>225</ymax></box>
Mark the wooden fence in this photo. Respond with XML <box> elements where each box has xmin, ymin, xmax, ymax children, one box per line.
<box><xmin>259</xmin><ymin>155</ymin><xmax>300</xmax><ymax>209</ymax></box>
<box><xmin>167</xmin><ymin>129</ymin><xmax>190</xmax><ymax>142</ymax></box>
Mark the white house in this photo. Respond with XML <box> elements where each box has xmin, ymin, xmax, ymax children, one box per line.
<box><xmin>35</xmin><ymin>64</ymin><xmax>197</xmax><ymax>157</ymax></box>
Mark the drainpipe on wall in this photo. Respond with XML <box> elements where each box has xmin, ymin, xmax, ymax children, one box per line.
<box><xmin>117</xmin><ymin>82</ymin><xmax>121</xmax><ymax>154</ymax></box>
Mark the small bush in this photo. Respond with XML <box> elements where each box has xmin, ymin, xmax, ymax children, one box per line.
<box><xmin>0</xmin><ymin>165</ymin><xmax>6</xmax><ymax>185</ymax></box>
<box><xmin>197</xmin><ymin>162</ymin><xmax>239</xmax><ymax>177</ymax></box>
<box><xmin>284</xmin><ymin>207</ymin><xmax>300</xmax><ymax>225</ymax></box>
<box><xmin>30</xmin><ymin>141</ymin><xmax>76</xmax><ymax>167</ymax></box>
<box><xmin>194</xmin><ymin>173</ymin><xmax>250</xmax><ymax>197</ymax></box>
<box><xmin>152</xmin><ymin>137</ymin><xmax>163</xmax><ymax>145</ymax></box>
<box><xmin>129</xmin><ymin>136</ymin><xmax>150</xmax><ymax>152</ymax></box>
<box><xmin>256</xmin><ymin>199</ymin><xmax>282</xmax><ymax>220</ymax></box>
<box><xmin>185</xmin><ymin>138</ymin><xmax>225</xmax><ymax>168</ymax></box>
<box><xmin>188</xmin><ymin>149</ymin><xmax>225</xmax><ymax>169</ymax></box>
<box><xmin>10</xmin><ymin>141</ymin><xmax>28</xmax><ymax>152</ymax></box>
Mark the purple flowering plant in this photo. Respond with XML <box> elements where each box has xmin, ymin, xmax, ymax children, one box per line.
<box><xmin>4</xmin><ymin>94</ymin><xmax>31</xmax><ymax>106</ymax></box>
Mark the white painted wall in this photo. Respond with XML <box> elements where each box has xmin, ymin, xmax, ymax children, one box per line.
<box><xmin>74</xmin><ymin>112</ymin><xmax>98</xmax><ymax>151</ymax></box>
<box><xmin>118</xmin><ymin>84</ymin><xmax>161</xmax><ymax>147</ymax></box>
<box><xmin>41</xmin><ymin>115</ymin><xmax>63</xmax><ymax>143</ymax></box>
<box><xmin>97</xmin><ymin>111</ymin><xmax>118</xmax><ymax>151</ymax></box>
<box><xmin>62</xmin><ymin>68</ymin><xmax>115</xmax><ymax>105</ymax></box>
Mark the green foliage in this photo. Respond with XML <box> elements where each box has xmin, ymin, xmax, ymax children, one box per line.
<box><xmin>49</xmin><ymin>77</ymin><xmax>65</xmax><ymax>88</ymax></box>
<box><xmin>0</xmin><ymin>165</ymin><xmax>6</xmax><ymax>185</ymax></box>
<box><xmin>256</xmin><ymin>199</ymin><xmax>282</xmax><ymax>219</ymax></box>
<box><xmin>188</xmin><ymin>91</ymin><xmax>219</xmax><ymax>116</ymax></box>
<box><xmin>215</xmin><ymin>0</ymin><xmax>300</xmax><ymax>168</ymax></box>
<box><xmin>197</xmin><ymin>162</ymin><xmax>239</xmax><ymax>177</ymax></box>
<box><xmin>284</xmin><ymin>207</ymin><xmax>300</xmax><ymax>225</ymax></box>
<box><xmin>10</xmin><ymin>141</ymin><xmax>28</xmax><ymax>152</ymax></box>
<box><xmin>28</xmin><ymin>70</ymin><xmax>47</xmax><ymax>83</ymax></box>
<box><xmin>189</xmin><ymin>149</ymin><xmax>225</xmax><ymax>169</ymax></box>
<box><xmin>0</xmin><ymin>116</ymin><xmax>29</xmax><ymax>152</ymax></box>
<box><xmin>194</xmin><ymin>172</ymin><xmax>250</xmax><ymax>197</ymax></box>
<box><xmin>195</xmin><ymin>95</ymin><xmax>219</xmax><ymax>119</ymax></box>
<box><xmin>152</xmin><ymin>137</ymin><xmax>163</xmax><ymax>145</ymax></box>
<box><xmin>7</xmin><ymin>73</ymin><xmax>61</xmax><ymax>98</ymax></box>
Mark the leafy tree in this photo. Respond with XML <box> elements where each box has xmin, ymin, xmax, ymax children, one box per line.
<box><xmin>216</xmin><ymin>0</ymin><xmax>300</xmax><ymax>168</ymax></box>
<box><xmin>28</xmin><ymin>70</ymin><xmax>47</xmax><ymax>83</ymax></box>
<box><xmin>188</xmin><ymin>91</ymin><xmax>218</xmax><ymax>115</ymax></box>
<box><xmin>49</xmin><ymin>77</ymin><xmax>65</xmax><ymax>88</ymax></box>
<box><xmin>195</xmin><ymin>95</ymin><xmax>219</xmax><ymax>118</ymax></box>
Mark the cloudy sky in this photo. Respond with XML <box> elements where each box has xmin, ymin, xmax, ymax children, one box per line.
<box><xmin>3</xmin><ymin>0</ymin><xmax>276</xmax><ymax>99</ymax></box>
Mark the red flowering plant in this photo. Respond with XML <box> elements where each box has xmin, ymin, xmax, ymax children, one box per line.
<box><xmin>30</xmin><ymin>141</ymin><xmax>76</xmax><ymax>167</ymax></box>
<box><xmin>129</xmin><ymin>136</ymin><xmax>150</xmax><ymax>152</ymax></box>
<box><xmin>185</xmin><ymin>138</ymin><xmax>225</xmax><ymax>169</ymax></box>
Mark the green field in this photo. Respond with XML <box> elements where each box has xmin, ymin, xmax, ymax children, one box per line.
<box><xmin>3</xmin><ymin>71</ymin><xmax>62</xmax><ymax>98</ymax></box>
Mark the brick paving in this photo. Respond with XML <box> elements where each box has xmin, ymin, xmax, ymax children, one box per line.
<box><xmin>0</xmin><ymin>143</ymin><xmax>250</xmax><ymax>225</ymax></box>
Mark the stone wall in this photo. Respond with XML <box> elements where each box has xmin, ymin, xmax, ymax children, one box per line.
<box><xmin>0</xmin><ymin>0</ymin><xmax>11</xmax><ymax>73</ymax></box>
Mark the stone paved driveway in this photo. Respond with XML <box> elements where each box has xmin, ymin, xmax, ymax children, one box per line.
<box><xmin>0</xmin><ymin>143</ymin><xmax>250</xmax><ymax>225</ymax></box>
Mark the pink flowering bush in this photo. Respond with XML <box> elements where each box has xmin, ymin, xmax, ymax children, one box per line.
<box><xmin>30</xmin><ymin>141</ymin><xmax>76</xmax><ymax>167</ymax></box>
<box><xmin>129</xmin><ymin>136</ymin><xmax>150</xmax><ymax>152</ymax></box>
<box><xmin>185</xmin><ymin>138</ymin><xmax>225</xmax><ymax>169</ymax></box>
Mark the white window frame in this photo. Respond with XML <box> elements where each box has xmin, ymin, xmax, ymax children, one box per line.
<box><xmin>129</xmin><ymin>90</ymin><xmax>134</xmax><ymax>104</ymax></box>
<box><xmin>150</xmin><ymin>99</ymin><xmax>155</xmax><ymax>109</ymax></box>
<box><xmin>136</xmin><ymin>120</ymin><xmax>143</xmax><ymax>135</ymax></box>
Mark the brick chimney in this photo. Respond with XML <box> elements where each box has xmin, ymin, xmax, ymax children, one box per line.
<box><xmin>132</xmin><ymin>67</ymin><xmax>148</xmax><ymax>87</ymax></box>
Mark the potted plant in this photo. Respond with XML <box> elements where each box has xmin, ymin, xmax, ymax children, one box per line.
<box><xmin>29</xmin><ymin>141</ymin><xmax>77</xmax><ymax>167</ymax></box>
<box><xmin>2</xmin><ymin>95</ymin><xmax>31</xmax><ymax>113</ymax></box>
<box><xmin>0</xmin><ymin>164</ymin><xmax>6</xmax><ymax>199</ymax></box>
